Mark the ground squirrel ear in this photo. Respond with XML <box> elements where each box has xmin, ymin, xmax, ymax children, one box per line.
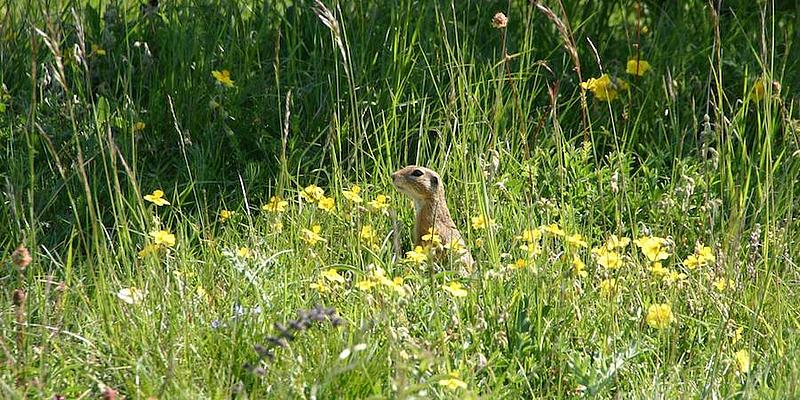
<box><xmin>429</xmin><ymin>174</ymin><xmax>439</xmax><ymax>188</ymax></box>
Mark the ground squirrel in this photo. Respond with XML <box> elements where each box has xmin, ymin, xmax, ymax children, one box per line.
<box><xmin>391</xmin><ymin>165</ymin><xmax>474</xmax><ymax>269</ymax></box>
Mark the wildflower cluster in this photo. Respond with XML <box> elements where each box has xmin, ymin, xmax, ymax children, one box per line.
<box><xmin>140</xmin><ymin>189</ymin><xmax>176</xmax><ymax>259</ymax></box>
<box><xmin>581</xmin><ymin>74</ymin><xmax>629</xmax><ymax>102</ymax></box>
<box><xmin>300</xmin><ymin>184</ymin><xmax>335</xmax><ymax>213</ymax></box>
<box><xmin>682</xmin><ymin>244</ymin><xmax>715</xmax><ymax>270</ymax></box>
<box><xmin>261</xmin><ymin>196</ymin><xmax>288</xmax><ymax>213</ymax></box>
<box><xmin>516</xmin><ymin>228</ymin><xmax>542</xmax><ymax>255</ymax></box>
<box><xmin>400</xmin><ymin>228</ymin><xmax>442</xmax><ymax>266</ymax></box>
<box><xmin>581</xmin><ymin>58</ymin><xmax>651</xmax><ymax>102</ymax></box>
<box><xmin>342</xmin><ymin>184</ymin><xmax>363</xmax><ymax>203</ymax></box>
<box><xmin>356</xmin><ymin>267</ymin><xmax>407</xmax><ymax>297</ymax></box>
<box><xmin>310</xmin><ymin>268</ymin><xmax>346</xmax><ymax>294</ymax></box>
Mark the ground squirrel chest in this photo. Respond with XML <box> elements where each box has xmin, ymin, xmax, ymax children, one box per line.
<box><xmin>391</xmin><ymin>165</ymin><xmax>474</xmax><ymax>267</ymax></box>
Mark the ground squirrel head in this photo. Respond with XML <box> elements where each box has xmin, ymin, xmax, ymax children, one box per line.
<box><xmin>391</xmin><ymin>165</ymin><xmax>444</xmax><ymax>202</ymax></box>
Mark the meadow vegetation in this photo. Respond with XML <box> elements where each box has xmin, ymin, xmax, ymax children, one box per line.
<box><xmin>1</xmin><ymin>0</ymin><xmax>799</xmax><ymax>398</ymax></box>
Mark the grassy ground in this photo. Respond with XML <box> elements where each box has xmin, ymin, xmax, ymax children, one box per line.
<box><xmin>1</xmin><ymin>0</ymin><xmax>799</xmax><ymax>398</ymax></box>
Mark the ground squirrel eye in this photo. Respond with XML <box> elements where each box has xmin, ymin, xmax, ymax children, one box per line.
<box><xmin>411</xmin><ymin>169</ymin><xmax>424</xmax><ymax>177</ymax></box>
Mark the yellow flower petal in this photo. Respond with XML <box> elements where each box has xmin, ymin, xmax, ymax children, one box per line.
<box><xmin>626</xmin><ymin>59</ymin><xmax>651</xmax><ymax>76</ymax></box>
<box><xmin>646</xmin><ymin>303</ymin><xmax>675</xmax><ymax>329</ymax></box>
<box><xmin>144</xmin><ymin>189</ymin><xmax>170</xmax><ymax>206</ymax></box>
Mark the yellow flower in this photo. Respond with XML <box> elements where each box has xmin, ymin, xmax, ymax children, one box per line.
<box><xmin>219</xmin><ymin>209</ymin><xmax>234</xmax><ymax>222</ymax></box>
<box><xmin>508</xmin><ymin>258</ymin><xmax>527</xmax><ymax>270</ymax></box>
<box><xmin>342</xmin><ymin>185</ymin><xmax>363</xmax><ymax>203</ymax></box>
<box><xmin>542</xmin><ymin>223</ymin><xmax>565</xmax><ymax>236</ymax></box>
<box><xmin>360</xmin><ymin>269</ymin><xmax>407</xmax><ymax>297</ymax></box>
<box><xmin>137</xmin><ymin>243</ymin><xmax>160</xmax><ymax>259</ymax></box>
<box><xmin>133</xmin><ymin>121</ymin><xmax>146</xmax><ymax>132</ymax></box>
<box><xmin>322</xmin><ymin>268</ymin><xmax>345</xmax><ymax>283</ymax></box>
<box><xmin>271</xmin><ymin>221</ymin><xmax>284</xmax><ymax>232</ymax></box>
<box><xmin>116</xmin><ymin>287</ymin><xmax>144</xmax><ymax>305</ymax></box>
<box><xmin>360</xmin><ymin>225</ymin><xmax>376</xmax><ymax>240</ymax></box>
<box><xmin>144</xmin><ymin>189</ymin><xmax>170</xmax><ymax>206</ymax></box>
<box><xmin>626</xmin><ymin>59</ymin><xmax>651</xmax><ymax>76</ymax></box>
<box><xmin>517</xmin><ymin>228</ymin><xmax>542</xmax><ymax>254</ymax></box>
<box><xmin>682</xmin><ymin>254</ymin><xmax>702</xmax><ymax>270</ymax></box>
<box><xmin>91</xmin><ymin>43</ymin><xmax>106</xmax><ymax>56</ymax></box>
<box><xmin>663</xmin><ymin>270</ymin><xmax>687</xmax><ymax>285</ymax></box>
<box><xmin>438</xmin><ymin>377</ymin><xmax>467</xmax><ymax>390</ymax></box>
<box><xmin>367</xmin><ymin>194</ymin><xmax>390</xmax><ymax>212</ymax></box>
<box><xmin>300</xmin><ymin>184</ymin><xmax>325</xmax><ymax>202</ymax></box>
<box><xmin>405</xmin><ymin>246</ymin><xmax>428</xmax><ymax>265</ymax></box>
<box><xmin>422</xmin><ymin>228</ymin><xmax>442</xmax><ymax>247</ymax></box>
<box><xmin>355</xmin><ymin>279</ymin><xmax>377</xmax><ymax>291</ymax></box>
<box><xmin>735</xmin><ymin>349</ymin><xmax>750</xmax><ymax>373</ymax></box>
<box><xmin>359</xmin><ymin>225</ymin><xmax>379</xmax><ymax>248</ymax></box>
<box><xmin>442</xmin><ymin>281</ymin><xmax>468</xmax><ymax>298</ymax></box>
<box><xmin>595</xmin><ymin>249</ymin><xmax>622</xmax><ymax>270</ymax></box>
<box><xmin>732</xmin><ymin>326</ymin><xmax>744</xmax><ymax>344</ymax></box>
<box><xmin>517</xmin><ymin>228</ymin><xmax>542</xmax><ymax>243</ymax></box>
<box><xmin>520</xmin><ymin>242</ymin><xmax>542</xmax><ymax>256</ymax></box>
<box><xmin>605</xmin><ymin>235</ymin><xmax>631</xmax><ymax>250</ymax></box>
<box><xmin>598</xmin><ymin>278</ymin><xmax>617</xmax><ymax>298</ymax></box>
<box><xmin>211</xmin><ymin>69</ymin><xmax>235</xmax><ymax>87</ymax></box>
<box><xmin>236</xmin><ymin>247</ymin><xmax>252</xmax><ymax>259</ymax></box>
<box><xmin>646</xmin><ymin>303</ymin><xmax>675</xmax><ymax>329</ymax></box>
<box><xmin>317</xmin><ymin>196</ymin><xmax>335</xmax><ymax>213</ymax></box>
<box><xmin>565</xmin><ymin>233</ymin><xmax>588</xmax><ymax>248</ymax></box>
<box><xmin>196</xmin><ymin>286</ymin><xmax>211</xmax><ymax>304</ymax></box>
<box><xmin>572</xmin><ymin>255</ymin><xmax>588</xmax><ymax>278</ymax></box>
<box><xmin>387</xmin><ymin>276</ymin><xmax>407</xmax><ymax>297</ymax></box>
<box><xmin>310</xmin><ymin>279</ymin><xmax>330</xmax><ymax>293</ymax></box>
<box><xmin>683</xmin><ymin>245</ymin><xmax>715</xmax><ymax>270</ymax></box>
<box><xmin>444</xmin><ymin>239</ymin><xmax>468</xmax><ymax>256</ymax></box>
<box><xmin>580</xmin><ymin>74</ymin><xmax>629</xmax><ymax>101</ymax></box>
<box><xmin>300</xmin><ymin>225</ymin><xmax>326</xmax><ymax>246</ymax></box>
<box><xmin>149</xmin><ymin>229</ymin><xmax>176</xmax><ymax>247</ymax></box>
<box><xmin>751</xmin><ymin>78</ymin><xmax>766</xmax><ymax>101</ymax></box>
<box><xmin>261</xmin><ymin>196</ymin><xmax>288</xmax><ymax>213</ymax></box>
<box><xmin>649</xmin><ymin>262</ymin><xmax>668</xmax><ymax>277</ymax></box>
<box><xmin>697</xmin><ymin>245</ymin><xmax>715</xmax><ymax>264</ymax></box>
<box><xmin>471</xmin><ymin>215</ymin><xmax>493</xmax><ymax>230</ymax></box>
<box><xmin>713</xmin><ymin>277</ymin><xmax>733</xmax><ymax>292</ymax></box>
<box><xmin>474</xmin><ymin>238</ymin><xmax>484</xmax><ymax>248</ymax></box>
<box><xmin>634</xmin><ymin>236</ymin><xmax>671</xmax><ymax>262</ymax></box>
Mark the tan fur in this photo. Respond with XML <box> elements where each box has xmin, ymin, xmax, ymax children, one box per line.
<box><xmin>391</xmin><ymin>165</ymin><xmax>474</xmax><ymax>268</ymax></box>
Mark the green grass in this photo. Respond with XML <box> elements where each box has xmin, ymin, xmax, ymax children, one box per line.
<box><xmin>1</xmin><ymin>0</ymin><xmax>799</xmax><ymax>398</ymax></box>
